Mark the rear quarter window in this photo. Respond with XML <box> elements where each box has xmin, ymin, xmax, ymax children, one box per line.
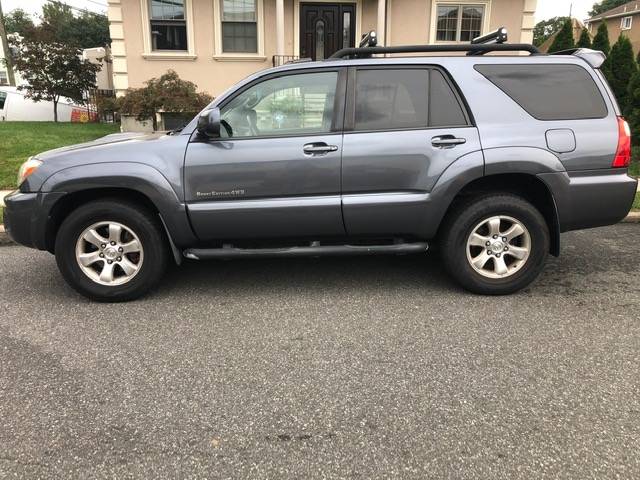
<box><xmin>474</xmin><ymin>64</ymin><xmax>608</xmax><ymax>121</ymax></box>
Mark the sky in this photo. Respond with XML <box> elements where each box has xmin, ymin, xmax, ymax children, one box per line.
<box><xmin>1</xmin><ymin>0</ymin><xmax>600</xmax><ymax>24</ymax></box>
<box><xmin>535</xmin><ymin>0</ymin><xmax>594</xmax><ymax>22</ymax></box>
<box><xmin>2</xmin><ymin>0</ymin><xmax>107</xmax><ymax>17</ymax></box>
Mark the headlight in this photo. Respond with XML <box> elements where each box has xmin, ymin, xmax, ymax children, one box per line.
<box><xmin>17</xmin><ymin>157</ymin><xmax>43</xmax><ymax>186</ymax></box>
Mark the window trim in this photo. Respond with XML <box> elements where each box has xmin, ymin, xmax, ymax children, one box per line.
<box><xmin>214</xmin><ymin>0</ymin><xmax>265</xmax><ymax>61</ymax></box>
<box><xmin>343</xmin><ymin>65</ymin><xmax>472</xmax><ymax>134</ymax></box>
<box><xmin>193</xmin><ymin>67</ymin><xmax>348</xmax><ymax>142</ymax></box>
<box><xmin>430</xmin><ymin>1</ymin><xmax>491</xmax><ymax>44</ymax></box>
<box><xmin>621</xmin><ymin>16</ymin><xmax>633</xmax><ymax>30</ymax></box>
<box><xmin>140</xmin><ymin>0</ymin><xmax>197</xmax><ymax>59</ymax></box>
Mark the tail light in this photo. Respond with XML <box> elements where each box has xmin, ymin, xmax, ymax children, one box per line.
<box><xmin>612</xmin><ymin>116</ymin><xmax>631</xmax><ymax>168</ymax></box>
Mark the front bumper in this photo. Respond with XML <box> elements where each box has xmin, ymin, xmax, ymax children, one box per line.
<box><xmin>539</xmin><ymin>169</ymin><xmax>638</xmax><ymax>232</ymax></box>
<box><xmin>4</xmin><ymin>191</ymin><xmax>66</xmax><ymax>250</ymax></box>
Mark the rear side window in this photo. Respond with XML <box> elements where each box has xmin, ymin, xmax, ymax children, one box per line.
<box><xmin>475</xmin><ymin>64</ymin><xmax>608</xmax><ymax>121</ymax></box>
<box><xmin>353</xmin><ymin>68</ymin><xmax>468</xmax><ymax>131</ymax></box>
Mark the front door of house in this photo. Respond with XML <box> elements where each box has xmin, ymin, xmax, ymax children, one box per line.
<box><xmin>300</xmin><ymin>3</ymin><xmax>356</xmax><ymax>61</ymax></box>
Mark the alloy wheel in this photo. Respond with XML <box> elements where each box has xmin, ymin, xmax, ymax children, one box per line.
<box><xmin>75</xmin><ymin>221</ymin><xmax>144</xmax><ymax>286</ymax></box>
<box><xmin>465</xmin><ymin>215</ymin><xmax>531</xmax><ymax>279</ymax></box>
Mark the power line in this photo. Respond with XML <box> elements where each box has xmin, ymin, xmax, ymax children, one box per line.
<box><xmin>44</xmin><ymin>0</ymin><xmax>107</xmax><ymax>17</ymax></box>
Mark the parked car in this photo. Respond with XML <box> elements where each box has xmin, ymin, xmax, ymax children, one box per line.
<box><xmin>4</xmin><ymin>32</ymin><xmax>638</xmax><ymax>301</ymax></box>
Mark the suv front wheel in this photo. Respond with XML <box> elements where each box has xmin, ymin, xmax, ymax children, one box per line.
<box><xmin>55</xmin><ymin>200</ymin><xmax>168</xmax><ymax>302</ymax></box>
<box><xmin>440</xmin><ymin>194</ymin><xmax>550</xmax><ymax>295</ymax></box>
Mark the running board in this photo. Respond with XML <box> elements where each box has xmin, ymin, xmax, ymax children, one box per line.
<box><xmin>183</xmin><ymin>242</ymin><xmax>428</xmax><ymax>260</ymax></box>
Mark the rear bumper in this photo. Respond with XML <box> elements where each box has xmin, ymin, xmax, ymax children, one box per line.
<box><xmin>4</xmin><ymin>191</ymin><xmax>66</xmax><ymax>250</ymax></box>
<box><xmin>539</xmin><ymin>169</ymin><xmax>638</xmax><ymax>232</ymax></box>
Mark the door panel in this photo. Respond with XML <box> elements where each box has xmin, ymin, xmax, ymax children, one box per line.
<box><xmin>301</xmin><ymin>3</ymin><xmax>355</xmax><ymax>60</ymax></box>
<box><xmin>342</xmin><ymin>128</ymin><xmax>481</xmax><ymax>236</ymax></box>
<box><xmin>185</xmin><ymin>135</ymin><xmax>344</xmax><ymax>240</ymax></box>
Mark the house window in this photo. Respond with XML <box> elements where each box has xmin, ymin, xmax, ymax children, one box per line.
<box><xmin>436</xmin><ymin>4</ymin><xmax>485</xmax><ymax>42</ymax></box>
<box><xmin>149</xmin><ymin>0</ymin><xmax>188</xmax><ymax>50</ymax></box>
<box><xmin>0</xmin><ymin>71</ymin><xmax>7</xmax><ymax>86</ymax></box>
<box><xmin>221</xmin><ymin>0</ymin><xmax>258</xmax><ymax>53</ymax></box>
<box><xmin>621</xmin><ymin>16</ymin><xmax>633</xmax><ymax>30</ymax></box>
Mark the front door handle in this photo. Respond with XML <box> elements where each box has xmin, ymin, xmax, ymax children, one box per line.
<box><xmin>303</xmin><ymin>142</ymin><xmax>339</xmax><ymax>155</ymax></box>
<box><xmin>431</xmin><ymin>135</ymin><xmax>467</xmax><ymax>148</ymax></box>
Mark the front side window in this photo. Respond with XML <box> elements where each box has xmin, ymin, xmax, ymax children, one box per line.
<box><xmin>0</xmin><ymin>91</ymin><xmax>6</xmax><ymax>109</ymax></box>
<box><xmin>221</xmin><ymin>0</ymin><xmax>258</xmax><ymax>53</ymax></box>
<box><xmin>436</xmin><ymin>4</ymin><xmax>484</xmax><ymax>42</ymax></box>
<box><xmin>149</xmin><ymin>0</ymin><xmax>187</xmax><ymax>51</ymax></box>
<box><xmin>220</xmin><ymin>71</ymin><xmax>338</xmax><ymax>138</ymax></box>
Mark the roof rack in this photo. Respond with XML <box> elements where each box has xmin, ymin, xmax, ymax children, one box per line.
<box><xmin>329</xmin><ymin>26</ymin><xmax>540</xmax><ymax>59</ymax></box>
<box><xmin>329</xmin><ymin>42</ymin><xmax>540</xmax><ymax>59</ymax></box>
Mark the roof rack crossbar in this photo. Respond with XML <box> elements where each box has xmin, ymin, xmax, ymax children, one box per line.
<box><xmin>328</xmin><ymin>43</ymin><xmax>540</xmax><ymax>60</ymax></box>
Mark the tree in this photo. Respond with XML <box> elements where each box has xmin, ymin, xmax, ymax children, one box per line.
<box><xmin>607</xmin><ymin>35</ymin><xmax>637</xmax><ymax>113</ymax></box>
<box><xmin>9</xmin><ymin>38</ymin><xmax>99</xmax><ymax>121</ymax></box>
<box><xmin>5</xmin><ymin>3</ymin><xmax>110</xmax><ymax>48</ymax></box>
<box><xmin>589</xmin><ymin>0</ymin><xmax>629</xmax><ymax>17</ymax></box>
<box><xmin>3</xmin><ymin>8</ymin><xmax>36</xmax><ymax>37</ymax></box>
<box><xmin>592</xmin><ymin>22</ymin><xmax>611</xmax><ymax>54</ymax></box>
<box><xmin>39</xmin><ymin>3</ymin><xmax>110</xmax><ymax>48</ymax></box>
<box><xmin>626</xmin><ymin>70</ymin><xmax>640</xmax><ymax>144</ymax></box>
<box><xmin>576</xmin><ymin>28</ymin><xmax>592</xmax><ymax>48</ymax></box>
<box><xmin>533</xmin><ymin>16</ymin><xmax>568</xmax><ymax>47</ymax></box>
<box><xmin>117</xmin><ymin>70</ymin><xmax>213</xmax><ymax>131</ymax></box>
<box><xmin>548</xmin><ymin>19</ymin><xmax>575</xmax><ymax>53</ymax></box>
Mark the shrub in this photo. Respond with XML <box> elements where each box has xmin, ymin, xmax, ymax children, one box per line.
<box><xmin>117</xmin><ymin>70</ymin><xmax>213</xmax><ymax>130</ymax></box>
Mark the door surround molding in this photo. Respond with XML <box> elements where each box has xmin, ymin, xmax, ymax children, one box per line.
<box><xmin>294</xmin><ymin>0</ymin><xmax>362</xmax><ymax>58</ymax></box>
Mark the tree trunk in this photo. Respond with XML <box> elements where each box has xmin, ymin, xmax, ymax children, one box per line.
<box><xmin>53</xmin><ymin>100</ymin><xmax>58</xmax><ymax>122</ymax></box>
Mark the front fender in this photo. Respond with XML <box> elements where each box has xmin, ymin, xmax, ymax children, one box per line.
<box><xmin>41</xmin><ymin>162</ymin><xmax>197</xmax><ymax>247</ymax></box>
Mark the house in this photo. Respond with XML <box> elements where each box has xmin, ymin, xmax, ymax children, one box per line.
<box><xmin>538</xmin><ymin>17</ymin><xmax>586</xmax><ymax>53</ymax></box>
<box><xmin>107</xmin><ymin>0</ymin><xmax>537</xmax><ymax>97</ymax></box>
<box><xmin>585</xmin><ymin>0</ymin><xmax>640</xmax><ymax>54</ymax></box>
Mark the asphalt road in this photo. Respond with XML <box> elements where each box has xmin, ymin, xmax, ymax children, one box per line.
<box><xmin>1</xmin><ymin>224</ymin><xmax>639</xmax><ymax>479</ymax></box>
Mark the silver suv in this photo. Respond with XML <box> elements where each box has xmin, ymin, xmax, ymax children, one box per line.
<box><xmin>4</xmin><ymin>31</ymin><xmax>637</xmax><ymax>301</ymax></box>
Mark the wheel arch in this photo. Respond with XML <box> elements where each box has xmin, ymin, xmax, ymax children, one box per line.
<box><xmin>40</xmin><ymin>163</ymin><xmax>197</xmax><ymax>254</ymax></box>
<box><xmin>438</xmin><ymin>173</ymin><xmax>561</xmax><ymax>256</ymax></box>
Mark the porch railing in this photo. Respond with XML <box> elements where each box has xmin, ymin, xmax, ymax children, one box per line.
<box><xmin>272</xmin><ymin>55</ymin><xmax>300</xmax><ymax>67</ymax></box>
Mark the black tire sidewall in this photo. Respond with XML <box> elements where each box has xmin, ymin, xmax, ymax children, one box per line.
<box><xmin>55</xmin><ymin>201</ymin><xmax>167</xmax><ymax>302</ymax></box>
<box><xmin>441</xmin><ymin>195</ymin><xmax>549</xmax><ymax>295</ymax></box>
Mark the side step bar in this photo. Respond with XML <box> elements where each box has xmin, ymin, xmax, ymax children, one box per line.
<box><xmin>183</xmin><ymin>242</ymin><xmax>428</xmax><ymax>260</ymax></box>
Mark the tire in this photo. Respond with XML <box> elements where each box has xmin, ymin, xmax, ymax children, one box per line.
<box><xmin>55</xmin><ymin>199</ymin><xmax>168</xmax><ymax>302</ymax></box>
<box><xmin>439</xmin><ymin>194</ymin><xmax>549</xmax><ymax>295</ymax></box>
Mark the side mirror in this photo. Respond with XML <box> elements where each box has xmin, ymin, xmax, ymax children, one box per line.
<box><xmin>197</xmin><ymin>108</ymin><xmax>221</xmax><ymax>138</ymax></box>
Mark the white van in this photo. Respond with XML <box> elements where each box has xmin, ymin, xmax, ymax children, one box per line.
<box><xmin>0</xmin><ymin>87</ymin><xmax>94</xmax><ymax>122</ymax></box>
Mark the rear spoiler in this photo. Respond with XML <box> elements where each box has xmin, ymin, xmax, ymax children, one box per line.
<box><xmin>549</xmin><ymin>48</ymin><xmax>606</xmax><ymax>68</ymax></box>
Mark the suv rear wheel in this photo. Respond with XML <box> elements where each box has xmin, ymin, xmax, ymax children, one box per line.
<box><xmin>55</xmin><ymin>200</ymin><xmax>168</xmax><ymax>302</ymax></box>
<box><xmin>440</xmin><ymin>194</ymin><xmax>549</xmax><ymax>295</ymax></box>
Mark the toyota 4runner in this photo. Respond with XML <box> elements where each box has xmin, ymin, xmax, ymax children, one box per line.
<box><xmin>4</xmin><ymin>31</ymin><xmax>638</xmax><ymax>301</ymax></box>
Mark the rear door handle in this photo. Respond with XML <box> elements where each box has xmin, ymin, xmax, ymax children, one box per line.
<box><xmin>431</xmin><ymin>135</ymin><xmax>467</xmax><ymax>148</ymax></box>
<box><xmin>303</xmin><ymin>142</ymin><xmax>339</xmax><ymax>155</ymax></box>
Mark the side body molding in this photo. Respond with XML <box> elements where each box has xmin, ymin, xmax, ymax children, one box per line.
<box><xmin>40</xmin><ymin>162</ymin><xmax>197</xmax><ymax>247</ymax></box>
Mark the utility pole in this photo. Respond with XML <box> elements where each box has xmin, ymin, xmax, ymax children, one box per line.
<box><xmin>0</xmin><ymin>0</ymin><xmax>17</xmax><ymax>86</ymax></box>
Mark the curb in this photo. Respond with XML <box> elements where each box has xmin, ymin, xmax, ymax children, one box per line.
<box><xmin>1</xmin><ymin>214</ymin><xmax>639</xmax><ymax>246</ymax></box>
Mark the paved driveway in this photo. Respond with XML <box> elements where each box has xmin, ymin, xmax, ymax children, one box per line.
<box><xmin>0</xmin><ymin>224</ymin><xmax>639</xmax><ymax>478</ymax></box>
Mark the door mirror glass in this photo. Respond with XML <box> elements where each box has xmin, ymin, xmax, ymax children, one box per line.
<box><xmin>197</xmin><ymin>108</ymin><xmax>221</xmax><ymax>138</ymax></box>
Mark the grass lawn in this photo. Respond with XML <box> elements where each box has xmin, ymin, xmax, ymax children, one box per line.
<box><xmin>0</xmin><ymin>122</ymin><xmax>120</xmax><ymax>190</ymax></box>
<box><xmin>633</xmin><ymin>192</ymin><xmax>640</xmax><ymax>211</ymax></box>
